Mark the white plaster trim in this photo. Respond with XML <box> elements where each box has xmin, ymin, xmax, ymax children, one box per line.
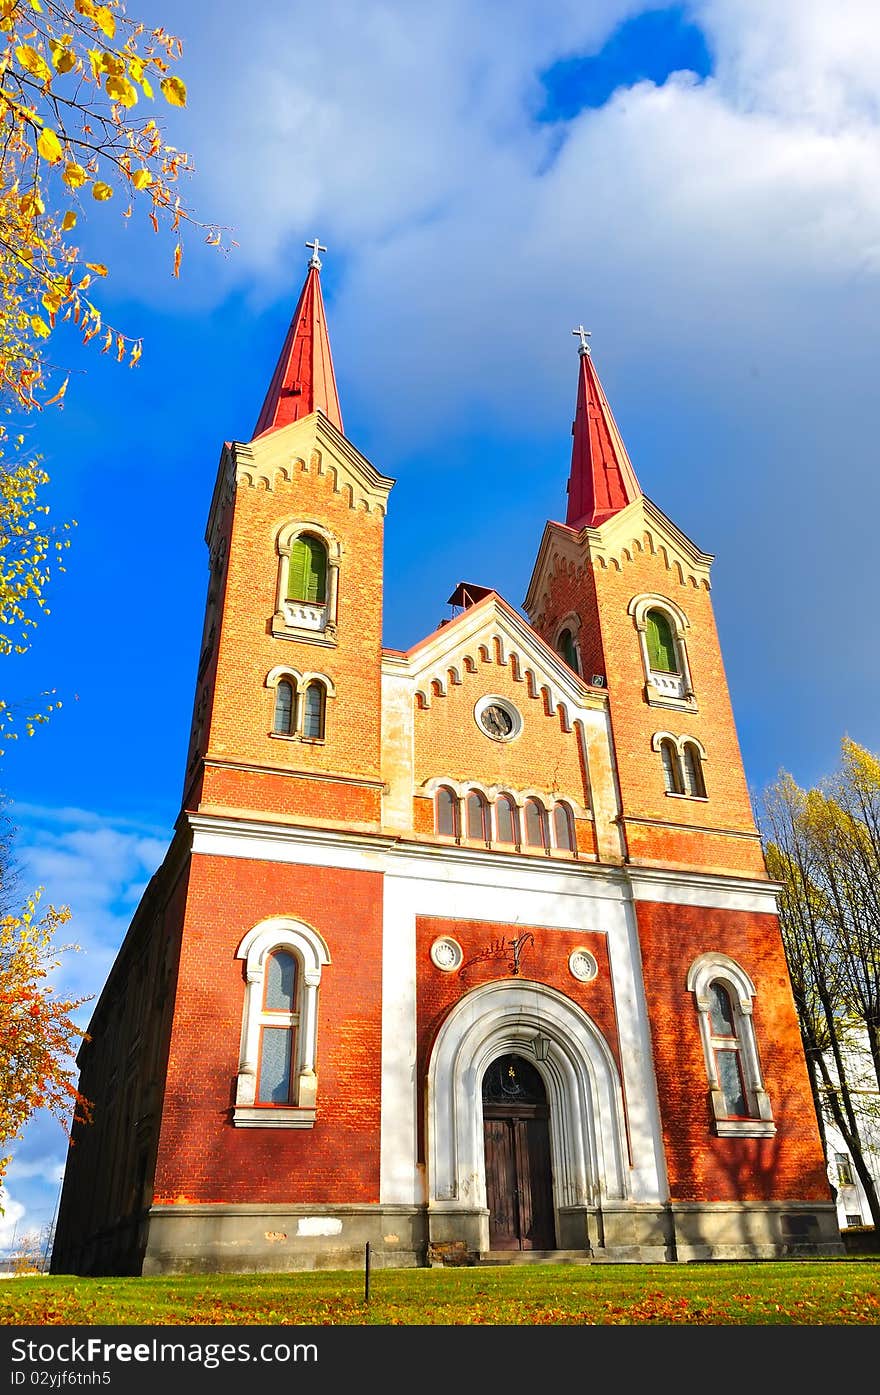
<box><xmin>186</xmin><ymin>814</ymin><xmax>782</xmax><ymax>916</ymax></box>
<box><xmin>380</xmin><ymin>879</ymin><xmax>419</xmax><ymax>1205</ymax></box>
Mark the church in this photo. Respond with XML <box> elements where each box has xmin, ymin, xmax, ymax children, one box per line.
<box><xmin>51</xmin><ymin>243</ymin><xmax>842</xmax><ymax>1274</ymax></box>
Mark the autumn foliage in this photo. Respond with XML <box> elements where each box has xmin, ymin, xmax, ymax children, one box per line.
<box><xmin>0</xmin><ymin>421</ymin><xmax>73</xmax><ymax>749</ymax></box>
<box><xmin>0</xmin><ymin>887</ymin><xmax>91</xmax><ymax>1195</ymax></box>
<box><xmin>0</xmin><ymin>0</ymin><xmax>223</xmax><ymax>407</ymax></box>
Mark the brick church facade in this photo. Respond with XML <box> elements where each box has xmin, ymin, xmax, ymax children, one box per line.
<box><xmin>52</xmin><ymin>247</ymin><xmax>842</xmax><ymax>1274</ymax></box>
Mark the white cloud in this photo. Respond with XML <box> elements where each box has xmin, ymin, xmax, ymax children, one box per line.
<box><xmin>1</xmin><ymin>808</ymin><xmax>167</xmax><ymax>1252</ymax></box>
<box><xmin>6</xmin><ymin>806</ymin><xmax>169</xmax><ymax>1004</ymax></box>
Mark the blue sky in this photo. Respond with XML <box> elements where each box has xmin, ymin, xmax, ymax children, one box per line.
<box><xmin>2</xmin><ymin>0</ymin><xmax>879</xmax><ymax>1253</ymax></box>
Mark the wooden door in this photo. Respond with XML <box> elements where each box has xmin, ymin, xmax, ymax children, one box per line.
<box><xmin>483</xmin><ymin>1054</ymin><xmax>556</xmax><ymax>1251</ymax></box>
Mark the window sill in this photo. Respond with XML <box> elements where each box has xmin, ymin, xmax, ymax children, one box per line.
<box><xmin>271</xmin><ymin>615</ymin><xmax>337</xmax><ymax>648</ymax></box>
<box><xmin>233</xmin><ymin>1106</ymin><xmax>317</xmax><ymax>1129</ymax></box>
<box><xmin>665</xmin><ymin>792</ymin><xmax>709</xmax><ymax>802</ymax></box>
<box><xmin>714</xmin><ymin>1119</ymin><xmax>777</xmax><ymax>1138</ymax></box>
<box><xmin>645</xmin><ymin>685</ymin><xmax>698</xmax><ymax>714</ymax></box>
<box><xmin>268</xmin><ymin>733</ymin><xmax>326</xmax><ymax>746</ymax></box>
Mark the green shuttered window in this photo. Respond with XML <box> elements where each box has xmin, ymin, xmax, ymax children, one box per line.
<box><xmin>287</xmin><ymin>535</ymin><xmax>328</xmax><ymax>604</ymax></box>
<box><xmin>646</xmin><ymin>609</ymin><xmax>678</xmax><ymax>673</ymax></box>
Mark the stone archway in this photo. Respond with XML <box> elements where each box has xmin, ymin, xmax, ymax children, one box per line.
<box><xmin>426</xmin><ymin>979</ymin><xmax>629</xmax><ymax>1256</ymax></box>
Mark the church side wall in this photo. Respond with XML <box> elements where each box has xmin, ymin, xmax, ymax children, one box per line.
<box><xmin>51</xmin><ymin>855</ymin><xmax>190</xmax><ymax>1276</ymax></box>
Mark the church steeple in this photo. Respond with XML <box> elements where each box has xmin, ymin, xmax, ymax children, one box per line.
<box><xmin>565</xmin><ymin>326</ymin><xmax>641</xmax><ymax>529</ymax></box>
<box><xmin>252</xmin><ymin>238</ymin><xmax>343</xmax><ymax>440</ymax></box>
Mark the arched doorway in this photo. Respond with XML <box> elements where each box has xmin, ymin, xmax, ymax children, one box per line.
<box><xmin>482</xmin><ymin>1053</ymin><xmax>555</xmax><ymax>1251</ymax></box>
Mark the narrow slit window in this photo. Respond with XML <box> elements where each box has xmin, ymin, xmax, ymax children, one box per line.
<box><xmin>466</xmin><ymin>791</ymin><xmax>490</xmax><ymax>841</ymax></box>
<box><xmin>436</xmin><ymin>787</ymin><xmax>460</xmax><ymax>837</ymax></box>
<box><xmin>682</xmin><ymin>742</ymin><xmax>706</xmax><ymax>797</ymax></box>
<box><xmin>553</xmin><ymin>802</ymin><xmax>575</xmax><ymax>851</ymax></box>
<box><xmin>302</xmin><ymin>682</ymin><xmax>326</xmax><ymax>739</ymax></box>
<box><xmin>524</xmin><ymin>798</ymin><xmax>548</xmax><ymax>848</ymax></box>
<box><xmin>660</xmin><ymin>739</ymin><xmax>682</xmax><ymax>793</ymax></box>
<box><xmin>496</xmin><ymin>794</ymin><xmax>519</xmax><ymax>845</ymax></box>
<box><xmin>273</xmin><ymin>678</ymin><xmax>295</xmax><ymax>735</ymax></box>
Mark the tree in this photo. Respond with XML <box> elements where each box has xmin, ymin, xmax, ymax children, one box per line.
<box><xmin>0</xmin><ymin>887</ymin><xmax>92</xmax><ymax>1199</ymax></box>
<box><xmin>0</xmin><ymin>0</ymin><xmax>225</xmax><ymax>407</ymax></box>
<box><xmin>0</xmin><ymin>422</ymin><xmax>72</xmax><ymax>751</ymax></box>
<box><xmin>759</xmin><ymin>745</ymin><xmax>880</xmax><ymax>1231</ymax></box>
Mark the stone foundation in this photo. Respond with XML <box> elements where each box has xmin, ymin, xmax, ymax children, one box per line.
<box><xmin>55</xmin><ymin>1198</ymin><xmax>844</xmax><ymax>1275</ymax></box>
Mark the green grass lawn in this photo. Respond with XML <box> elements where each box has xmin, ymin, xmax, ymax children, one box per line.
<box><xmin>1</xmin><ymin>1260</ymin><xmax>878</xmax><ymax>1325</ymax></box>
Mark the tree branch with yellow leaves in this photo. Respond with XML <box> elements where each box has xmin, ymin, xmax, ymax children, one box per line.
<box><xmin>0</xmin><ymin>0</ymin><xmax>228</xmax><ymax>406</ymax></box>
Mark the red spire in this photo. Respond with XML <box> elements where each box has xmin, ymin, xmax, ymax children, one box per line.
<box><xmin>565</xmin><ymin>328</ymin><xmax>641</xmax><ymax>529</ymax></box>
<box><xmin>252</xmin><ymin>239</ymin><xmax>343</xmax><ymax>439</ymax></box>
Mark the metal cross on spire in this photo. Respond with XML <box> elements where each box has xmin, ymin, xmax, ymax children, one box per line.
<box><xmin>306</xmin><ymin>237</ymin><xmax>327</xmax><ymax>270</ymax></box>
<box><xmin>572</xmin><ymin>324</ymin><xmax>592</xmax><ymax>356</ymax></box>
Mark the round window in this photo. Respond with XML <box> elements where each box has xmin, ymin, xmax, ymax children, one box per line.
<box><xmin>474</xmin><ymin>695</ymin><xmax>522</xmax><ymax>742</ymax></box>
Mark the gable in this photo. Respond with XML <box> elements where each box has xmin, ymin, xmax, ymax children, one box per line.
<box><xmin>524</xmin><ymin>498</ymin><xmax>713</xmax><ymax>629</ymax></box>
<box><xmin>229</xmin><ymin>410</ymin><xmax>394</xmax><ymax>517</ymax></box>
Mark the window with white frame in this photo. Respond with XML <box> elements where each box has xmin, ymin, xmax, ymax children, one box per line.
<box><xmin>266</xmin><ymin>668</ymin><xmax>333</xmax><ymax>743</ymax></box>
<box><xmin>273</xmin><ymin>678</ymin><xmax>296</xmax><ymax>735</ymax></box>
<box><xmin>233</xmin><ymin>918</ymin><xmax>331</xmax><ymax>1128</ymax></box>
<box><xmin>273</xmin><ymin>521</ymin><xmax>342</xmax><ymax>643</ymax></box>
<box><xmin>835</xmin><ymin>1152</ymin><xmax>855</xmax><ymax>1186</ymax></box>
<box><xmin>686</xmin><ymin>952</ymin><xmax>776</xmax><ymax>1137</ymax></box>
<box><xmin>652</xmin><ymin>732</ymin><xmax>708</xmax><ymax>799</ymax></box>
<box><xmin>628</xmin><ymin>593</ymin><xmax>696</xmax><ymax>709</ymax></box>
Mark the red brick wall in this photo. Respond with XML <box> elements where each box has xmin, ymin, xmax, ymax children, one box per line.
<box><xmin>153</xmin><ymin>854</ymin><xmax>384</xmax><ymax>1204</ymax></box>
<box><xmin>199</xmin><ymin>764</ymin><xmax>382</xmax><ymax>828</ymax></box>
<box><xmin>636</xmin><ymin>899</ymin><xmax>830</xmax><ymax>1202</ymax></box>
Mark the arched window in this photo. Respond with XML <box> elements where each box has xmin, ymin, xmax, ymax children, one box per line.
<box><xmin>496</xmin><ymin>794</ymin><xmax>519</xmax><ymax>846</ymax></box>
<box><xmin>553</xmin><ymin>802</ymin><xmax>575</xmax><ymax>851</ymax></box>
<box><xmin>660</xmin><ymin>738</ymin><xmax>683</xmax><ymax>794</ymax></box>
<box><xmin>234</xmin><ymin>918</ymin><xmax>331</xmax><ymax>1128</ymax></box>
<box><xmin>558</xmin><ymin>628</ymin><xmax>579</xmax><ymax>674</ymax></box>
<box><xmin>273</xmin><ymin>678</ymin><xmax>295</xmax><ymax>735</ymax></box>
<box><xmin>287</xmin><ymin>534</ymin><xmax>328</xmax><ymax>604</ymax></box>
<box><xmin>706</xmin><ymin>983</ymin><xmax>747</xmax><ymax>1118</ymax></box>
<box><xmin>302</xmin><ymin>682</ymin><xmax>326</xmax><ymax>740</ymax></box>
<box><xmin>436</xmin><ymin>786</ymin><xmax>460</xmax><ymax>837</ymax></box>
<box><xmin>466</xmin><ymin>791</ymin><xmax>490</xmax><ymax>842</ymax></box>
<box><xmin>646</xmin><ymin>608</ymin><xmax>679</xmax><ymax>673</ymax></box>
<box><xmin>524</xmin><ymin>798</ymin><xmax>548</xmax><ymax>848</ymax></box>
<box><xmin>687</xmin><ymin>953</ymin><xmax>775</xmax><ymax>1138</ymax></box>
<box><xmin>682</xmin><ymin>741</ymin><xmax>707</xmax><ymax>797</ymax></box>
<box><xmin>256</xmin><ymin>950</ymin><xmax>299</xmax><ymax>1104</ymax></box>
<box><xmin>629</xmin><ymin>594</ymin><xmax>694</xmax><ymax>708</ymax></box>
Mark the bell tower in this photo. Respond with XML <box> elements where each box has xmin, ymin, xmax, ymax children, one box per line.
<box><xmin>525</xmin><ymin>329</ymin><xmax>764</xmax><ymax>879</ymax></box>
<box><xmin>183</xmin><ymin>241</ymin><xmax>394</xmax><ymax>832</ymax></box>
